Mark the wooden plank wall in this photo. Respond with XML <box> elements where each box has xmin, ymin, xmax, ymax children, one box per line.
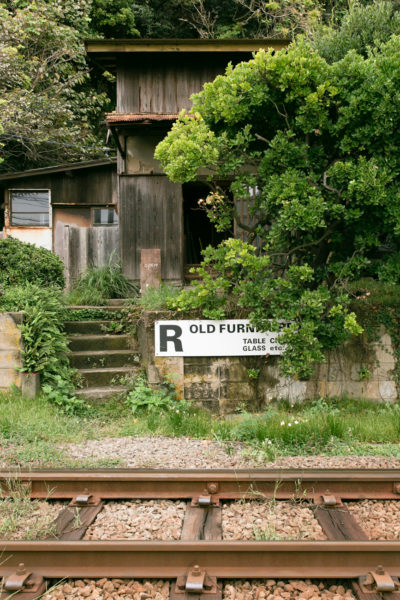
<box><xmin>62</xmin><ymin>225</ymin><xmax>120</xmax><ymax>289</ymax></box>
<box><xmin>119</xmin><ymin>176</ymin><xmax>183</xmax><ymax>282</ymax></box>
<box><xmin>1</xmin><ymin>165</ymin><xmax>116</xmax><ymax>207</ymax></box>
<box><xmin>117</xmin><ymin>54</ymin><xmax>239</xmax><ymax>113</ymax></box>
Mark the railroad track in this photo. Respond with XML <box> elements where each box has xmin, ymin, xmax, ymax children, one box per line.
<box><xmin>1</xmin><ymin>469</ymin><xmax>400</xmax><ymax>600</ymax></box>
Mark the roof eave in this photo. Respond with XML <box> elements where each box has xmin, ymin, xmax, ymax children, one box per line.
<box><xmin>85</xmin><ymin>38</ymin><xmax>289</xmax><ymax>55</ymax></box>
<box><xmin>0</xmin><ymin>158</ymin><xmax>117</xmax><ymax>182</ymax></box>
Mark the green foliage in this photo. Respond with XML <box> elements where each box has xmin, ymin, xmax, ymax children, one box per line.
<box><xmin>158</xmin><ymin>32</ymin><xmax>400</xmax><ymax>378</ymax></box>
<box><xmin>0</xmin><ymin>237</ymin><xmax>64</xmax><ymax>287</ymax></box>
<box><xmin>0</xmin><ymin>284</ymin><xmax>85</xmax><ymax>413</ymax></box>
<box><xmin>135</xmin><ymin>285</ymin><xmax>182</xmax><ymax>311</ymax></box>
<box><xmin>125</xmin><ymin>375</ymin><xmax>182</xmax><ymax>415</ymax></box>
<box><xmin>315</xmin><ymin>1</ymin><xmax>400</xmax><ymax>62</ymax></box>
<box><xmin>41</xmin><ymin>375</ymin><xmax>86</xmax><ymax>416</ymax></box>
<box><xmin>89</xmin><ymin>0</ymin><xmax>139</xmax><ymax>38</ymax></box>
<box><xmin>66</xmin><ymin>308</ymin><xmax>120</xmax><ymax>320</ymax></box>
<box><xmin>67</xmin><ymin>257</ymin><xmax>138</xmax><ymax>305</ymax></box>
<box><xmin>348</xmin><ymin>279</ymin><xmax>400</xmax><ymax>389</ymax></box>
<box><xmin>0</xmin><ymin>0</ymin><xmax>109</xmax><ymax>171</ymax></box>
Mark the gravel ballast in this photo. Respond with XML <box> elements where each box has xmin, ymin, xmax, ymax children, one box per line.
<box><xmin>0</xmin><ymin>500</ymin><xmax>64</xmax><ymax>540</ymax></box>
<box><xmin>43</xmin><ymin>579</ymin><xmax>170</xmax><ymax>600</ymax></box>
<box><xmin>347</xmin><ymin>500</ymin><xmax>400</xmax><ymax>540</ymax></box>
<box><xmin>60</xmin><ymin>437</ymin><xmax>400</xmax><ymax>469</ymax></box>
<box><xmin>42</xmin><ymin>579</ymin><xmax>355</xmax><ymax>600</ymax></box>
<box><xmin>84</xmin><ymin>500</ymin><xmax>186</xmax><ymax>540</ymax></box>
<box><xmin>223</xmin><ymin>580</ymin><xmax>355</xmax><ymax>600</ymax></box>
<box><xmin>222</xmin><ymin>501</ymin><xmax>326</xmax><ymax>540</ymax></box>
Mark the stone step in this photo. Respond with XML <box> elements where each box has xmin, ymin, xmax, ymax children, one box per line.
<box><xmin>68</xmin><ymin>334</ymin><xmax>135</xmax><ymax>352</ymax></box>
<box><xmin>107</xmin><ymin>299</ymin><xmax>132</xmax><ymax>306</ymax></box>
<box><xmin>66</xmin><ymin>305</ymin><xmax>127</xmax><ymax>312</ymax></box>
<box><xmin>64</xmin><ymin>321</ymin><xmax>111</xmax><ymax>335</ymax></box>
<box><xmin>75</xmin><ymin>385</ymin><xmax>129</xmax><ymax>402</ymax></box>
<box><xmin>78</xmin><ymin>366</ymin><xmax>138</xmax><ymax>387</ymax></box>
<box><xmin>69</xmin><ymin>350</ymin><xmax>140</xmax><ymax>369</ymax></box>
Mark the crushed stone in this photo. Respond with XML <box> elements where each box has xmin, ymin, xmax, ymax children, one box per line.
<box><xmin>43</xmin><ymin>579</ymin><xmax>169</xmax><ymax>600</ymax></box>
<box><xmin>84</xmin><ymin>500</ymin><xmax>186</xmax><ymax>540</ymax></box>
<box><xmin>59</xmin><ymin>436</ymin><xmax>400</xmax><ymax>469</ymax></box>
<box><xmin>222</xmin><ymin>501</ymin><xmax>326</xmax><ymax>540</ymax></box>
<box><xmin>223</xmin><ymin>580</ymin><xmax>355</xmax><ymax>600</ymax></box>
<box><xmin>347</xmin><ymin>500</ymin><xmax>400</xmax><ymax>540</ymax></box>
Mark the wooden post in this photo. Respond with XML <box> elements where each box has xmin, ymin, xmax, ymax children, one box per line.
<box><xmin>140</xmin><ymin>248</ymin><xmax>161</xmax><ymax>293</ymax></box>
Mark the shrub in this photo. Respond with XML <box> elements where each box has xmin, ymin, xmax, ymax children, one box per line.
<box><xmin>0</xmin><ymin>237</ymin><xmax>64</xmax><ymax>288</ymax></box>
<box><xmin>0</xmin><ymin>284</ymin><xmax>68</xmax><ymax>380</ymax></box>
<box><xmin>0</xmin><ymin>284</ymin><xmax>85</xmax><ymax>414</ymax></box>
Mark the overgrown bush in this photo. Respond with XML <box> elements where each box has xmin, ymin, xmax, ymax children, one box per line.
<box><xmin>67</xmin><ymin>256</ymin><xmax>138</xmax><ymax>305</ymax></box>
<box><xmin>0</xmin><ymin>284</ymin><xmax>84</xmax><ymax>414</ymax></box>
<box><xmin>0</xmin><ymin>237</ymin><xmax>64</xmax><ymax>288</ymax></box>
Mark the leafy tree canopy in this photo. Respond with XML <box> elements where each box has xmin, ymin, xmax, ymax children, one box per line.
<box><xmin>0</xmin><ymin>0</ymin><xmax>110</xmax><ymax>172</ymax></box>
<box><xmin>155</xmin><ymin>32</ymin><xmax>400</xmax><ymax>378</ymax></box>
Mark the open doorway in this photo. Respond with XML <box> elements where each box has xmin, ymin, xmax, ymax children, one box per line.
<box><xmin>183</xmin><ymin>182</ymin><xmax>230</xmax><ymax>276</ymax></box>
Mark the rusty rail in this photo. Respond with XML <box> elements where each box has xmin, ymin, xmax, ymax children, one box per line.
<box><xmin>2</xmin><ymin>540</ymin><xmax>400</xmax><ymax>579</ymax></box>
<box><xmin>2</xmin><ymin>469</ymin><xmax>400</xmax><ymax>600</ymax></box>
<box><xmin>1</xmin><ymin>469</ymin><xmax>400</xmax><ymax>501</ymax></box>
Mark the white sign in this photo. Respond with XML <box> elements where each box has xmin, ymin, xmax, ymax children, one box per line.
<box><xmin>154</xmin><ymin>320</ymin><xmax>287</xmax><ymax>357</ymax></box>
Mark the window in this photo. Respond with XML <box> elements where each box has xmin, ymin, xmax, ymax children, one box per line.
<box><xmin>93</xmin><ymin>207</ymin><xmax>118</xmax><ymax>226</ymax></box>
<box><xmin>10</xmin><ymin>190</ymin><xmax>50</xmax><ymax>226</ymax></box>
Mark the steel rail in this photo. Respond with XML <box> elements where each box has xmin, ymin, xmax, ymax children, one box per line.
<box><xmin>1</xmin><ymin>469</ymin><xmax>400</xmax><ymax>500</ymax></box>
<box><xmin>1</xmin><ymin>540</ymin><xmax>400</xmax><ymax>579</ymax></box>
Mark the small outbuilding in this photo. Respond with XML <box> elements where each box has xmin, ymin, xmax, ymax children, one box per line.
<box><xmin>86</xmin><ymin>38</ymin><xmax>286</xmax><ymax>285</ymax></box>
<box><xmin>0</xmin><ymin>159</ymin><xmax>117</xmax><ymax>286</ymax></box>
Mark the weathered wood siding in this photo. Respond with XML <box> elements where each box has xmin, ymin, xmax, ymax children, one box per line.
<box><xmin>117</xmin><ymin>54</ymin><xmax>241</xmax><ymax>113</ymax></box>
<box><xmin>1</xmin><ymin>164</ymin><xmax>116</xmax><ymax>207</ymax></box>
<box><xmin>61</xmin><ymin>225</ymin><xmax>120</xmax><ymax>289</ymax></box>
<box><xmin>119</xmin><ymin>176</ymin><xmax>183</xmax><ymax>282</ymax></box>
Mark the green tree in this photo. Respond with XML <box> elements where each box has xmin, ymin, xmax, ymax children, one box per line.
<box><xmin>155</xmin><ymin>36</ymin><xmax>400</xmax><ymax>378</ymax></box>
<box><xmin>0</xmin><ymin>0</ymin><xmax>109</xmax><ymax>172</ymax></box>
<box><xmin>89</xmin><ymin>0</ymin><xmax>139</xmax><ymax>38</ymax></box>
<box><xmin>315</xmin><ymin>0</ymin><xmax>400</xmax><ymax>61</ymax></box>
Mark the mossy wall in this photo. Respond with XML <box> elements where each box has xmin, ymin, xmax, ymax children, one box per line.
<box><xmin>138</xmin><ymin>311</ymin><xmax>397</xmax><ymax>414</ymax></box>
<box><xmin>0</xmin><ymin>313</ymin><xmax>23</xmax><ymax>390</ymax></box>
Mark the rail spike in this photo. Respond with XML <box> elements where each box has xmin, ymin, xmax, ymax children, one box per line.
<box><xmin>171</xmin><ymin>565</ymin><xmax>222</xmax><ymax>600</ymax></box>
<box><xmin>0</xmin><ymin>564</ymin><xmax>46</xmax><ymax>600</ymax></box>
<box><xmin>355</xmin><ymin>565</ymin><xmax>400</xmax><ymax>598</ymax></box>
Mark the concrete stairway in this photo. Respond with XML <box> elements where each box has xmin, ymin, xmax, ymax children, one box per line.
<box><xmin>65</xmin><ymin>311</ymin><xmax>141</xmax><ymax>401</ymax></box>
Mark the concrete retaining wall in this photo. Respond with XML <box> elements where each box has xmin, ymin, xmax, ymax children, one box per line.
<box><xmin>138</xmin><ymin>312</ymin><xmax>398</xmax><ymax>413</ymax></box>
<box><xmin>0</xmin><ymin>312</ymin><xmax>23</xmax><ymax>391</ymax></box>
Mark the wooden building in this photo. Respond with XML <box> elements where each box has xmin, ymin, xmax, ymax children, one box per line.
<box><xmin>86</xmin><ymin>39</ymin><xmax>286</xmax><ymax>284</ymax></box>
<box><xmin>0</xmin><ymin>159</ymin><xmax>117</xmax><ymax>286</ymax></box>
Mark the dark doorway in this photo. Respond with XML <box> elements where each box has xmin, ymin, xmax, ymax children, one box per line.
<box><xmin>183</xmin><ymin>182</ymin><xmax>229</xmax><ymax>269</ymax></box>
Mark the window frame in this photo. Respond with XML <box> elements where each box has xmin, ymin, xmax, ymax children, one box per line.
<box><xmin>91</xmin><ymin>206</ymin><xmax>118</xmax><ymax>227</ymax></box>
<box><xmin>8</xmin><ymin>189</ymin><xmax>52</xmax><ymax>228</ymax></box>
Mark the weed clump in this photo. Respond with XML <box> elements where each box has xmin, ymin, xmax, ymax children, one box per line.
<box><xmin>67</xmin><ymin>256</ymin><xmax>138</xmax><ymax>305</ymax></box>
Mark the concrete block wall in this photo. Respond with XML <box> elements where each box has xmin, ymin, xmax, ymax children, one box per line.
<box><xmin>138</xmin><ymin>311</ymin><xmax>398</xmax><ymax>414</ymax></box>
<box><xmin>0</xmin><ymin>313</ymin><xmax>23</xmax><ymax>391</ymax></box>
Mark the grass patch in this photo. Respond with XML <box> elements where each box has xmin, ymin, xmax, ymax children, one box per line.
<box><xmin>0</xmin><ymin>478</ymin><xmax>58</xmax><ymax>540</ymax></box>
<box><xmin>2</xmin><ymin>390</ymin><xmax>400</xmax><ymax>468</ymax></box>
<box><xmin>134</xmin><ymin>285</ymin><xmax>181</xmax><ymax>310</ymax></box>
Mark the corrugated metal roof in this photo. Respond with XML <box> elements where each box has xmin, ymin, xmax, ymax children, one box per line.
<box><xmin>0</xmin><ymin>158</ymin><xmax>116</xmax><ymax>182</ymax></box>
<box><xmin>106</xmin><ymin>113</ymin><xmax>179</xmax><ymax>124</ymax></box>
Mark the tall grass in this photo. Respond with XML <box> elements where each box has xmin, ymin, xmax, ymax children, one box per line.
<box><xmin>67</xmin><ymin>256</ymin><xmax>138</xmax><ymax>305</ymax></box>
<box><xmin>135</xmin><ymin>284</ymin><xmax>181</xmax><ymax>310</ymax></box>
